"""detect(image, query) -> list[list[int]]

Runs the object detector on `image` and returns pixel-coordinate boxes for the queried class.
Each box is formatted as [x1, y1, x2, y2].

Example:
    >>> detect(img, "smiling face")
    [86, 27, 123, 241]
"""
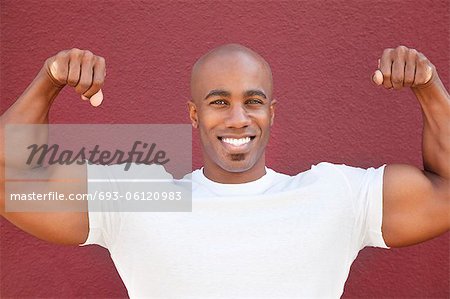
[189, 44, 276, 183]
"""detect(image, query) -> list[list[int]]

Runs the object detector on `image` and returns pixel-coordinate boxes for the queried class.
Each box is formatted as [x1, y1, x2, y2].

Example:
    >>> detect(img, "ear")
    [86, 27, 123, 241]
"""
[269, 99, 277, 126]
[187, 100, 199, 128]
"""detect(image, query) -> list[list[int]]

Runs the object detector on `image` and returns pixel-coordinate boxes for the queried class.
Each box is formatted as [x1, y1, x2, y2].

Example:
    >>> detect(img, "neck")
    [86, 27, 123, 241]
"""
[203, 155, 266, 184]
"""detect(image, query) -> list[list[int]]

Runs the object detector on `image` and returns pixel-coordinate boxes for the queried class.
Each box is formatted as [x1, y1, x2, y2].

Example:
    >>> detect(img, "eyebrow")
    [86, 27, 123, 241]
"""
[204, 90, 231, 100]
[243, 89, 267, 99]
[204, 89, 267, 100]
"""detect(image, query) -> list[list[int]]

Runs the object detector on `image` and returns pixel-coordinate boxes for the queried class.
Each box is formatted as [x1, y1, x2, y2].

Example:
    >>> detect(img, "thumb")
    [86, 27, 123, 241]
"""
[372, 69, 383, 86]
[81, 89, 104, 107]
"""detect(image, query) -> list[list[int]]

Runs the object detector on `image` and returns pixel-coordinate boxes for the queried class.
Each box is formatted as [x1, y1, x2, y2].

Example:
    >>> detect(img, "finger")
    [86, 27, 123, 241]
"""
[391, 46, 408, 90]
[380, 49, 393, 89]
[371, 58, 383, 85]
[413, 53, 433, 86]
[89, 89, 104, 107]
[67, 49, 83, 87]
[82, 56, 106, 98]
[391, 58, 406, 90]
[424, 65, 433, 84]
[372, 69, 383, 85]
[48, 51, 69, 86]
[75, 51, 94, 95]
[404, 49, 417, 87]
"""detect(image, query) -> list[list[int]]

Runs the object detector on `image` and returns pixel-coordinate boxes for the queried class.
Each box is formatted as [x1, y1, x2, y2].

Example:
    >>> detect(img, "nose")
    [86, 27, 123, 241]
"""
[224, 103, 251, 128]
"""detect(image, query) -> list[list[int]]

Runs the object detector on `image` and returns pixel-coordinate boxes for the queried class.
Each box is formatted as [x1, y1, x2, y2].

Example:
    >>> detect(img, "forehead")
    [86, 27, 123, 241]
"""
[191, 51, 272, 101]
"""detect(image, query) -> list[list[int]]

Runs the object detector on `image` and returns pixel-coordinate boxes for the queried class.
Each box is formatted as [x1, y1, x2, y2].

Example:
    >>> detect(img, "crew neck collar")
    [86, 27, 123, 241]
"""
[192, 167, 275, 197]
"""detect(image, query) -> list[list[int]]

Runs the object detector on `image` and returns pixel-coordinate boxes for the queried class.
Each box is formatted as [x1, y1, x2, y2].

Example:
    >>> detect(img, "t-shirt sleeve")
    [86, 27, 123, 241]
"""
[78, 163, 124, 249]
[332, 163, 390, 249]
[78, 163, 173, 248]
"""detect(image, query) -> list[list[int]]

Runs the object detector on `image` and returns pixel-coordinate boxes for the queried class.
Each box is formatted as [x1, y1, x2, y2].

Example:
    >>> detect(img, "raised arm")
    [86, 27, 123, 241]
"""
[0, 49, 106, 245]
[372, 46, 450, 247]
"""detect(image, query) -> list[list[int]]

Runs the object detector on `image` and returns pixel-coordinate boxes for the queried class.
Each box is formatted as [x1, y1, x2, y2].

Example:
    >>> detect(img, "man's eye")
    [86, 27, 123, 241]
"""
[246, 99, 263, 105]
[210, 99, 227, 105]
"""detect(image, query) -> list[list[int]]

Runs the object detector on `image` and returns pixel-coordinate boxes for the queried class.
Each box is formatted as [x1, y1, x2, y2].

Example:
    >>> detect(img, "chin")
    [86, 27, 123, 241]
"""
[218, 156, 258, 173]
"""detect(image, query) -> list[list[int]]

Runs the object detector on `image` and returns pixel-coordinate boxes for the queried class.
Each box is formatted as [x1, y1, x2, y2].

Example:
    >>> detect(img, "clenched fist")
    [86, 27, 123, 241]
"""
[44, 48, 106, 107]
[372, 46, 436, 90]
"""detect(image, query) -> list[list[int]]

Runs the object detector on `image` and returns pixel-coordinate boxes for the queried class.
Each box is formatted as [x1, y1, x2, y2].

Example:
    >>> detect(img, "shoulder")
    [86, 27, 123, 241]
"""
[310, 162, 386, 185]
[285, 162, 386, 196]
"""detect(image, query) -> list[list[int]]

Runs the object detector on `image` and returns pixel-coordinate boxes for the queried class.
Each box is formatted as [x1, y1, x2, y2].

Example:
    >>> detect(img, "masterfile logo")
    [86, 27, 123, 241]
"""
[4, 124, 192, 213]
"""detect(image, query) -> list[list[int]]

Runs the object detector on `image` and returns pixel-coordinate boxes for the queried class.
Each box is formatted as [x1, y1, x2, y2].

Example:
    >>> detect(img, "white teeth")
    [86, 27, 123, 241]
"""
[222, 137, 251, 146]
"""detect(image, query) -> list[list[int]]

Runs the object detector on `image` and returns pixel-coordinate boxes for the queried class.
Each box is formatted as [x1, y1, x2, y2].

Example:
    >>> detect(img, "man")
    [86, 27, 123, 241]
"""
[1, 44, 449, 297]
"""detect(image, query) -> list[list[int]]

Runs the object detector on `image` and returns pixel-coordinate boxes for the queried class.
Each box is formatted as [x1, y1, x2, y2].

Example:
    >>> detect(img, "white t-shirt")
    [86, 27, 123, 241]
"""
[80, 162, 388, 298]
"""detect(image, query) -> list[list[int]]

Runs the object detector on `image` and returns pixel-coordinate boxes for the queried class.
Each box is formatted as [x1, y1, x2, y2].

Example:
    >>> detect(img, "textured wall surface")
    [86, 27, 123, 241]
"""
[1, 0, 449, 298]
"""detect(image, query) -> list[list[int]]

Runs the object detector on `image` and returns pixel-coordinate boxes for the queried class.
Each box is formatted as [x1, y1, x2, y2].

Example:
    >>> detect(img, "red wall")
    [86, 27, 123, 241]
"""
[1, 0, 448, 297]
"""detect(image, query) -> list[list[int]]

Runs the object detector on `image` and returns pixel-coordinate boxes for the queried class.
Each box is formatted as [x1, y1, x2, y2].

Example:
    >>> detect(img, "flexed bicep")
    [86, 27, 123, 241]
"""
[382, 164, 450, 247]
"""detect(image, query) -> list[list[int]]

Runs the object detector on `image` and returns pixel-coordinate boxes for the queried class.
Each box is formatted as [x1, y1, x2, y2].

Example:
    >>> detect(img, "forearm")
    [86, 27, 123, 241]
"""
[0, 66, 62, 168]
[0, 66, 62, 212]
[1, 66, 62, 125]
[413, 74, 450, 180]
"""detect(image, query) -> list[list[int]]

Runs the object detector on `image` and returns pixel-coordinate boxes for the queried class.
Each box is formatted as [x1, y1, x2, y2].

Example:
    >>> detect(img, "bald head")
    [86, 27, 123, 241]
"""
[190, 44, 273, 103]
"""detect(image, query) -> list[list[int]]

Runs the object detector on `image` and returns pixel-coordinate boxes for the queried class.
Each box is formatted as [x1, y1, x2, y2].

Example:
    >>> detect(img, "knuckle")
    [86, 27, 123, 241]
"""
[407, 48, 418, 59]
[69, 48, 83, 57]
[57, 49, 68, 55]
[75, 84, 89, 94]
[55, 74, 67, 84]
[396, 45, 408, 52]
[404, 77, 414, 85]
[416, 78, 427, 86]
[96, 56, 106, 65]
[44, 57, 53, 66]
[76, 81, 90, 91]
[81, 82, 91, 90]
[417, 55, 428, 64]
[391, 76, 403, 84]
[95, 76, 104, 84]
[394, 46, 408, 59]
[82, 50, 94, 61]
[56, 50, 67, 59]
[382, 48, 393, 56]
[74, 86, 83, 94]
[67, 77, 78, 85]
[430, 63, 436, 72]
[417, 51, 426, 59]
[91, 80, 103, 89]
